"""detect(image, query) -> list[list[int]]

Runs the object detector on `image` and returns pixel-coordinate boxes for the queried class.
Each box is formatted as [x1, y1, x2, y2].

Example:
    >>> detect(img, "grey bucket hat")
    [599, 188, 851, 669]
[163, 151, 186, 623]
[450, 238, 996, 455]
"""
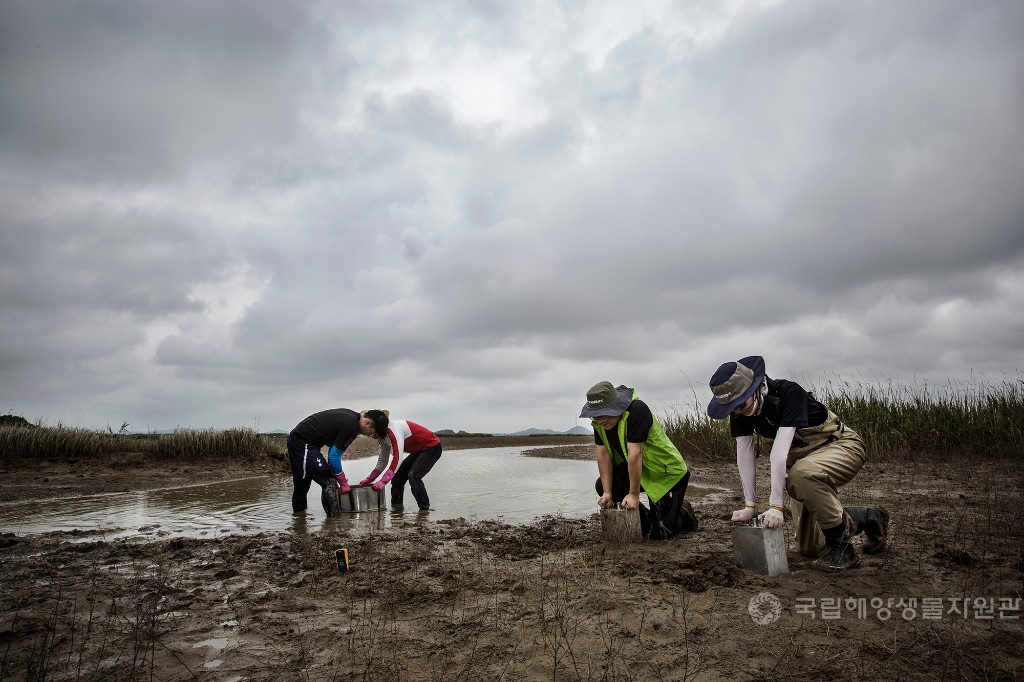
[580, 381, 633, 419]
[706, 356, 766, 419]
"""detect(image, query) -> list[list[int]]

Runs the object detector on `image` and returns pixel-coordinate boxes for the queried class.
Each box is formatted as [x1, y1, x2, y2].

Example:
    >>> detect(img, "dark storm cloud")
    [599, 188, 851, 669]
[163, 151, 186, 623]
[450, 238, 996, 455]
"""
[673, 0, 1024, 279]
[1, 0, 1021, 432]
[3, 205, 223, 316]
[0, 0, 329, 182]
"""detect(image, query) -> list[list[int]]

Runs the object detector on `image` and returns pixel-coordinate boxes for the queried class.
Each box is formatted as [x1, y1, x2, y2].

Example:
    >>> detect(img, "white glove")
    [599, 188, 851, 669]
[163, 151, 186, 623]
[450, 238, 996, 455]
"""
[759, 507, 784, 528]
[731, 507, 755, 523]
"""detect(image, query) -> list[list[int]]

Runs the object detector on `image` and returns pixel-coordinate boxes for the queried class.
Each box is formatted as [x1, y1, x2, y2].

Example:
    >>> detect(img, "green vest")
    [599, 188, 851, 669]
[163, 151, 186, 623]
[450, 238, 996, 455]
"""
[594, 389, 689, 502]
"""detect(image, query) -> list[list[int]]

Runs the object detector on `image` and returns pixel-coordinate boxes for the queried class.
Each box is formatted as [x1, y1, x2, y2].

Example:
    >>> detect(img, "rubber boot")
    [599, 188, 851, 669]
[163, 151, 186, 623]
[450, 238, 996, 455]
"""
[815, 513, 859, 571]
[321, 479, 341, 518]
[677, 499, 699, 533]
[845, 506, 890, 554]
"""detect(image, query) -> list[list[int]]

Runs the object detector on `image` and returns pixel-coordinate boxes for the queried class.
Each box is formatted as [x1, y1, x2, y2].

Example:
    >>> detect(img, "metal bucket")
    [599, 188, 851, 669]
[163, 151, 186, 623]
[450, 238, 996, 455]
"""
[599, 507, 642, 543]
[731, 520, 789, 576]
[338, 486, 386, 513]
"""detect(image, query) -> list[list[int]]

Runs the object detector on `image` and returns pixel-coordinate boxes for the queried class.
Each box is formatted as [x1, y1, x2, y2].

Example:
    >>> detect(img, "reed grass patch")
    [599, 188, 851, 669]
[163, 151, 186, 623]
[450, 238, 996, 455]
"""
[661, 407, 734, 461]
[0, 425, 279, 463]
[663, 374, 1024, 462]
[814, 374, 1024, 460]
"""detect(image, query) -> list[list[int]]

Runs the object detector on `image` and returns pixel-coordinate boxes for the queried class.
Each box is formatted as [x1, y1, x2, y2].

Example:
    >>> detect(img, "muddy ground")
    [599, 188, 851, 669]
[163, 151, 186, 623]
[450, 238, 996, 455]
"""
[1, 437, 1022, 680]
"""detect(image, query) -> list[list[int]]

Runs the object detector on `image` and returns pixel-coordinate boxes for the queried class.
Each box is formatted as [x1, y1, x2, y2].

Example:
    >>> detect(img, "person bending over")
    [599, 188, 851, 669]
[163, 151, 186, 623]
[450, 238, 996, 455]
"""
[287, 408, 389, 515]
[359, 414, 442, 511]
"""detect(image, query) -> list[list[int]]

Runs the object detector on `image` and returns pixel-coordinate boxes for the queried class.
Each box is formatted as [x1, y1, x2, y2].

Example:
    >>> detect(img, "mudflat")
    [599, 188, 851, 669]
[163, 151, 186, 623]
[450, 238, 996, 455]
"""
[1, 437, 1022, 680]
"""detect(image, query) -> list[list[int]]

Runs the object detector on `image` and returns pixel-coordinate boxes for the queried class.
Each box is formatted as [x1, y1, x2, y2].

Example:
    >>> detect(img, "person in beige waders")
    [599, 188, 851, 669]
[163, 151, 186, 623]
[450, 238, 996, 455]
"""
[707, 356, 889, 570]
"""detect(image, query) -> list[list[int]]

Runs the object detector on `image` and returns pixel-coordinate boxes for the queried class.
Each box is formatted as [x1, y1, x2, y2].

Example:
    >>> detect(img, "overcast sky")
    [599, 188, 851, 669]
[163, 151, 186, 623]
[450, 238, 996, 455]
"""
[2, 0, 1022, 434]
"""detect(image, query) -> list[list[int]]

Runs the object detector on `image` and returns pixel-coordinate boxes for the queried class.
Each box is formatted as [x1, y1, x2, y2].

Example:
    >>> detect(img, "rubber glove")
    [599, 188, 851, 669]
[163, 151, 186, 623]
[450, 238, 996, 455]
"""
[731, 506, 756, 523]
[334, 472, 351, 495]
[371, 469, 395, 491]
[359, 468, 381, 487]
[759, 507, 784, 528]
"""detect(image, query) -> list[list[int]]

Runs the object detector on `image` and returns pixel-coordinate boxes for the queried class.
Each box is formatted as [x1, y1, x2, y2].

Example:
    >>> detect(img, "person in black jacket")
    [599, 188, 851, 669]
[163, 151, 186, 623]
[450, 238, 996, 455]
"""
[287, 408, 389, 515]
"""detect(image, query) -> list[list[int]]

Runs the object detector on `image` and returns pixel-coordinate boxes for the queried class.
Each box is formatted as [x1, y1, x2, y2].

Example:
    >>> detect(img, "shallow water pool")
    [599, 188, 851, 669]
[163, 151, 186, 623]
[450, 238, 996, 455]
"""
[0, 446, 719, 540]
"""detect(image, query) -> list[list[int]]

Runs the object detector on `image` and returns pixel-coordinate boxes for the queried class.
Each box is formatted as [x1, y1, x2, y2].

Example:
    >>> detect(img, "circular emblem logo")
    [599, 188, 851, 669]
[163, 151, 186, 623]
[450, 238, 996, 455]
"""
[748, 592, 782, 625]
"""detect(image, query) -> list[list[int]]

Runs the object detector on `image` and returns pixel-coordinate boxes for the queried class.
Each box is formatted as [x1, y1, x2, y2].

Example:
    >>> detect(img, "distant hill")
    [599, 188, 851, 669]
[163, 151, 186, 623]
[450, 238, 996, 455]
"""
[434, 429, 494, 437]
[496, 426, 592, 436]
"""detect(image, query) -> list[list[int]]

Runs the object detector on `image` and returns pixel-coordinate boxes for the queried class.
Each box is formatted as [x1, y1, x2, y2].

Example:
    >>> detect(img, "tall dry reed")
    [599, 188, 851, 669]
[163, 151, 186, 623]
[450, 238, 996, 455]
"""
[0, 425, 278, 463]
[662, 374, 1024, 462]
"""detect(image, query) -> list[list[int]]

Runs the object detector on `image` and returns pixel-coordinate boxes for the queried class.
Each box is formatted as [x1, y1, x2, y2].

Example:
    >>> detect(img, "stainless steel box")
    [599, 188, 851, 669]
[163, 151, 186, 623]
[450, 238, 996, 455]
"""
[731, 521, 789, 576]
[338, 486, 386, 512]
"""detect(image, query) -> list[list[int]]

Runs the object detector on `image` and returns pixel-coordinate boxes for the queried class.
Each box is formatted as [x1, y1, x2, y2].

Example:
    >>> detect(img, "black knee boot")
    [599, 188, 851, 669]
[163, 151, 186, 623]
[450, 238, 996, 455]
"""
[816, 513, 859, 571]
[319, 476, 341, 517]
[845, 506, 889, 554]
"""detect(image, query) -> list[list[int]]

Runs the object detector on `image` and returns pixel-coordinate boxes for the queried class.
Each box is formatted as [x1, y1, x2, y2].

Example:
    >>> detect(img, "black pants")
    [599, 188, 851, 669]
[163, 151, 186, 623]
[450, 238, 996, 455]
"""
[287, 435, 335, 513]
[596, 464, 695, 540]
[391, 444, 442, 510]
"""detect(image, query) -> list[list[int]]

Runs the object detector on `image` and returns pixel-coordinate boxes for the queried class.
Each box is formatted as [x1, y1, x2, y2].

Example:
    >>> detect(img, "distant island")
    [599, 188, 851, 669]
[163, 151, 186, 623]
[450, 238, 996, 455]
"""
[434, 426, 592, 437]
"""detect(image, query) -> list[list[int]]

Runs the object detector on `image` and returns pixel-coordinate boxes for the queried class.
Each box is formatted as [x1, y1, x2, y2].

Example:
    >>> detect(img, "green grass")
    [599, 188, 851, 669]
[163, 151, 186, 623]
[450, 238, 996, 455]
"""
[661, 406, 735, 461]
[0, 424, 280, 463]
[663, 375, 1024, 462]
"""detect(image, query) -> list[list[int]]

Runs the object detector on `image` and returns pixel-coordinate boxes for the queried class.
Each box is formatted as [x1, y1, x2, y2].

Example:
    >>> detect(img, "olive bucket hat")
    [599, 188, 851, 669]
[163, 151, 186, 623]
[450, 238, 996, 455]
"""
[706, 356, 766, 420]
[579, 381, 633, 419]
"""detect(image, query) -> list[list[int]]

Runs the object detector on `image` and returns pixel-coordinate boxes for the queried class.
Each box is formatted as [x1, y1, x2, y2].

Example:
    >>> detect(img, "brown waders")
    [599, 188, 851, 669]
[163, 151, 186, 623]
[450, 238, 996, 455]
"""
[775, 410, 880, 568]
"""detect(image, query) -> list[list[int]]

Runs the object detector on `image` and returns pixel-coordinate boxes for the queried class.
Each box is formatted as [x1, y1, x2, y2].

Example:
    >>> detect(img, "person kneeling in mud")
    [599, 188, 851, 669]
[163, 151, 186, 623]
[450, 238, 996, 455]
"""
[707, 356, 889, 570]
[581, 381, 697, 540]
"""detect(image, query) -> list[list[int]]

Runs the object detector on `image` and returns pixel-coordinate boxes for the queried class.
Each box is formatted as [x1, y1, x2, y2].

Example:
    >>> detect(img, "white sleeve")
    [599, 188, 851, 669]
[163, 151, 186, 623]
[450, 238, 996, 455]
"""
[390, 420, 409, 455]
[768, 427, 796, 507]
[735, 436, 756, 504]
[374, 437, 391, 471]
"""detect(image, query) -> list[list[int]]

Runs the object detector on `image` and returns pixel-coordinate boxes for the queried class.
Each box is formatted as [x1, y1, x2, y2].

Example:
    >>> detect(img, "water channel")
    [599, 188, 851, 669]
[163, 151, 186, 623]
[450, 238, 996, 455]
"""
[0, 446, 720, 540]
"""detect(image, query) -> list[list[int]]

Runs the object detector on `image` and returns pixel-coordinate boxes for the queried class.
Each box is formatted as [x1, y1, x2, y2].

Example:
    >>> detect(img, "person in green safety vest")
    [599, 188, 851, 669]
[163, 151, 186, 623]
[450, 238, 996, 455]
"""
[580, 381, 697, 540]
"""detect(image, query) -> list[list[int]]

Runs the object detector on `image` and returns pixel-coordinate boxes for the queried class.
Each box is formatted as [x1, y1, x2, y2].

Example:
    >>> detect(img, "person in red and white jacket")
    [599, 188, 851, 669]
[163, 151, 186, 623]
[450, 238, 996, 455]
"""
[358, 414, 442, 510]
